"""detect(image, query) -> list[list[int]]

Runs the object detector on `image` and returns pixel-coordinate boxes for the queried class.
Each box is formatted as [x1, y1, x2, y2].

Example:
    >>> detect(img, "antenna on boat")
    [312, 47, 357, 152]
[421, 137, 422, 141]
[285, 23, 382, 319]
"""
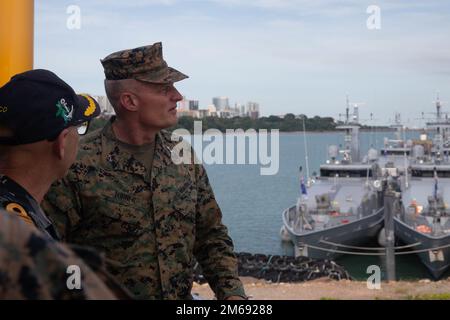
[403, 125, 409, 189]
[433, 166, 439, 200]
[302, 115, 311, 186]
[346, 94, 350, 124]
[435, 92, 442, 121]
[366, 164, 370, 187]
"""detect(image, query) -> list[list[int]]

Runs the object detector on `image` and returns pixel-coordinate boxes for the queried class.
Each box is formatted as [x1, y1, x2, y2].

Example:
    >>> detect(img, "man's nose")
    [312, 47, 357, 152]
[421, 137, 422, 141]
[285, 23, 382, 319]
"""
[171, 87, 183, 102]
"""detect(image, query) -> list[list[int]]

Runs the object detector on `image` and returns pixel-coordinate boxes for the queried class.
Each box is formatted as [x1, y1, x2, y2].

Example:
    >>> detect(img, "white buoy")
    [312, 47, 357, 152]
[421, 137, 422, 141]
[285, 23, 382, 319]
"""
[280, 226, 291, 242]
[377, 227, 386, 247]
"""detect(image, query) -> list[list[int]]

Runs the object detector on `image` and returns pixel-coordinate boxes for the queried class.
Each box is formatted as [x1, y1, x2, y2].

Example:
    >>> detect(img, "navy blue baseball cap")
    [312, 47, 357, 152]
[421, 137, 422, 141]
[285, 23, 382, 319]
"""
[0, 69, 100, 145]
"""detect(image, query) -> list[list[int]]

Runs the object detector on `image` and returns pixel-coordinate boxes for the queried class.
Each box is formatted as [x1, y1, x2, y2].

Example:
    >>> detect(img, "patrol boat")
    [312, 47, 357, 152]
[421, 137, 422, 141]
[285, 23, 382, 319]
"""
[394, 95, 450, 278]
[281, 101, 385, 259]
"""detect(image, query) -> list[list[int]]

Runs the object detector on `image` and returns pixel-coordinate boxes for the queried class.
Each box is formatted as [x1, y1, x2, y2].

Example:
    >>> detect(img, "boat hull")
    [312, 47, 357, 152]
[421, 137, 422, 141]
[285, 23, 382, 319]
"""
[394, 217, 450, 279]
[282, 207, 384, 260]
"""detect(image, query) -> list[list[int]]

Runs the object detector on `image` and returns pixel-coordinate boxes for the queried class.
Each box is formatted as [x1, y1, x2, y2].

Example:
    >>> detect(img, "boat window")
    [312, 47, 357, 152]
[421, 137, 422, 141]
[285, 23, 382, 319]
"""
[320, 169, 372, 177]
[382, 150, 410, 155]
[411, 170, 450, 178]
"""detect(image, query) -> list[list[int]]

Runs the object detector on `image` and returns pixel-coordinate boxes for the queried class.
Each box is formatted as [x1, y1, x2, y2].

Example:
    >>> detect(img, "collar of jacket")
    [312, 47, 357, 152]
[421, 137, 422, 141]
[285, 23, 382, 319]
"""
[99, 118, 178, 181]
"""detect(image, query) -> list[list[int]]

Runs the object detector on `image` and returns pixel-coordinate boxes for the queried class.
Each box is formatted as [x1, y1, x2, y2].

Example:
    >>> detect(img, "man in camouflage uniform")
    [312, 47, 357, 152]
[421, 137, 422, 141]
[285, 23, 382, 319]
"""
[0, 69, 124, 299]
[0, 212, 119, 299]
[43, 42, 246, 300]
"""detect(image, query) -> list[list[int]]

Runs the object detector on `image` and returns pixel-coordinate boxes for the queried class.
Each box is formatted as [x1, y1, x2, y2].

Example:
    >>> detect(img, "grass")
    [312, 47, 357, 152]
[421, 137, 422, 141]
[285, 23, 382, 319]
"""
[406, 293, 450, 300]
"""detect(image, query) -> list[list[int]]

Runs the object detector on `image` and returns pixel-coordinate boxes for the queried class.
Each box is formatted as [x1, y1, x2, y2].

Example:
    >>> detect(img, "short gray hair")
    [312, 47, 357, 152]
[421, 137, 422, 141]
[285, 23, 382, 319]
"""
[104, 79, 141, 115]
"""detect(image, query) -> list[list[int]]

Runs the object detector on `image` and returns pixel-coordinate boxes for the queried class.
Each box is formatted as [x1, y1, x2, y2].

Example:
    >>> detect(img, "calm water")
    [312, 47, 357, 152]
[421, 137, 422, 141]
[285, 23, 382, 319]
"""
[195, 130, 450, 280]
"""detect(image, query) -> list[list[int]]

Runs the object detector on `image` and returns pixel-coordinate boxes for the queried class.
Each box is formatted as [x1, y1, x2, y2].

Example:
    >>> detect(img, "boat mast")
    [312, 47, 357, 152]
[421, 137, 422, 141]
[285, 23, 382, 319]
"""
[434, 93, 444, 153]
[436, 92, 442, 121]
[337, 95, 361, 163]
[394, 113, 402, 141]
[302, 115, 311, 185]
[425, 92, 450, 160]
[403, 124, 409, 188]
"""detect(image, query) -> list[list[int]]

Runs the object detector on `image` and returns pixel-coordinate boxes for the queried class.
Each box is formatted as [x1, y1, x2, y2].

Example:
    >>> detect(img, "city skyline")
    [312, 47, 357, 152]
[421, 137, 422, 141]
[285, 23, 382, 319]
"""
[178, 96, 260, 119]
[34, 0, 450, 126]
[93, 92, 261, 119]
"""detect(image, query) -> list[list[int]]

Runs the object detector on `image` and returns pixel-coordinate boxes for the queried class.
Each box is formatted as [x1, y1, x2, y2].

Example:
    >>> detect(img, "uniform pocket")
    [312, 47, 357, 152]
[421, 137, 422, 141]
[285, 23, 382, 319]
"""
[172, 181, 197, 219]
[80, 190, 150, 238]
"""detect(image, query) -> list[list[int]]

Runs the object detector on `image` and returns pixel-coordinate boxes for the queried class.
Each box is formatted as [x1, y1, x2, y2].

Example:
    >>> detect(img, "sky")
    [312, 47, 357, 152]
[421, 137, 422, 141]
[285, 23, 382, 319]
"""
[34, 0, 450, 127]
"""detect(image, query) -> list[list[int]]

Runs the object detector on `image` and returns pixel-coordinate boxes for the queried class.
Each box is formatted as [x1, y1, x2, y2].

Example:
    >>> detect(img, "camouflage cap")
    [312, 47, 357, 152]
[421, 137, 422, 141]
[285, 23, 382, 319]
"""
[100, 42, 188, 84]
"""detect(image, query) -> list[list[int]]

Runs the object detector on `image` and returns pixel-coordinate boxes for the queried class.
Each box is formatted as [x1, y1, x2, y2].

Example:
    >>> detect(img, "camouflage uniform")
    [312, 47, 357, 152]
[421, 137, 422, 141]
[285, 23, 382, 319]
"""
[0, 175, 130, 299]
[0, 211, 117, 299]
[43, 119, 245, 299]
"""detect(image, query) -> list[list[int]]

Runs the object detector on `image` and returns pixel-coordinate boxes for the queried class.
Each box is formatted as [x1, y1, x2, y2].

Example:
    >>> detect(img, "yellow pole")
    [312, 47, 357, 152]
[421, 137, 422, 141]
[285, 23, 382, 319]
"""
[0, 0, 34, 87]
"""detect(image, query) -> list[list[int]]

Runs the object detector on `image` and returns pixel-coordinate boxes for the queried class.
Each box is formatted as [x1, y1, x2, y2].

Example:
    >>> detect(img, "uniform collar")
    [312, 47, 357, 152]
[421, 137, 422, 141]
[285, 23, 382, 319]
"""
[0, 174, 59, 240]
[100, 118, 175, 178]
[0, 174, 37, 205]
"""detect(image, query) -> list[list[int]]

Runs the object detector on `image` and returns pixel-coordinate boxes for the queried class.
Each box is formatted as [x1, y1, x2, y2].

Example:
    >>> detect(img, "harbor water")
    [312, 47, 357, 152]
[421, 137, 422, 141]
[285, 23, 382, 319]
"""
[198, 130, 450, 280]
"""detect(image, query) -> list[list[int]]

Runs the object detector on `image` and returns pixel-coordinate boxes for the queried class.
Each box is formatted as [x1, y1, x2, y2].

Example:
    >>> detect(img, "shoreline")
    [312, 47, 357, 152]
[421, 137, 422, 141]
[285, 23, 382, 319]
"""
[171, 128, 423, 135]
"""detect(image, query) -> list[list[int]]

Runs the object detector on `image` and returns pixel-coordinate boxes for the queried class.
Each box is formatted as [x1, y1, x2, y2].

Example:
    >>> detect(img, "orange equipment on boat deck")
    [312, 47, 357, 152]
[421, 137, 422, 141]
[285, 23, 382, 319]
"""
[416, 224, 432, 234]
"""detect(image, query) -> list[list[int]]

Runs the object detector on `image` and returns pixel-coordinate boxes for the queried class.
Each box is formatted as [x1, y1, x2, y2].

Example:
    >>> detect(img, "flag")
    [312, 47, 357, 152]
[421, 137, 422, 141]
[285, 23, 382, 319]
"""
[434, 169, 438, 198]
[300, 177, 307, 195]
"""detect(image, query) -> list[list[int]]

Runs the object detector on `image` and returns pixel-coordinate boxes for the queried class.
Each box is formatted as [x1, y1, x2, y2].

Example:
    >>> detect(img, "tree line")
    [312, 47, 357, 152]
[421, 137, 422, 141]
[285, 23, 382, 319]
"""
[89, 113, 381, 134]
[173, 114, 337, 133]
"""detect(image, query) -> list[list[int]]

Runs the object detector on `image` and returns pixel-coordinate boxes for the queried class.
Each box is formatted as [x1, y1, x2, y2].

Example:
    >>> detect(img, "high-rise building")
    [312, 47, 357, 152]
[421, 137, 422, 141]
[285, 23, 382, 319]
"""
[189, 100, 199, 110]
[212, 96, 229, 111]
[235, 103, 246, 117]
[92, 95, 114, 115]
[177, 96, 189, 111]
[247, 101, 259, 112]
[247, 101, 260, 119]
[198, 109, 208, 118]
[207, 104, 217, 116]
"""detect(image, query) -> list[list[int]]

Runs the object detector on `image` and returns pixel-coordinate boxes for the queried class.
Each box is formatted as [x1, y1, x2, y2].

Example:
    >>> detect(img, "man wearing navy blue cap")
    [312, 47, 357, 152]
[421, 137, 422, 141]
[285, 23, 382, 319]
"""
[0, 69, 124, 299]
[0, 69, 100, 238]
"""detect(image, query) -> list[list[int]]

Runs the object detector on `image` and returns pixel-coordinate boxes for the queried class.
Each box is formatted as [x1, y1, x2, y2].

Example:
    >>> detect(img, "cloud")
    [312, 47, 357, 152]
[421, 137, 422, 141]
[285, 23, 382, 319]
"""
[211, 0, 450, 19]
[33, 0, 450, 117]
[90, 0, 176, 8]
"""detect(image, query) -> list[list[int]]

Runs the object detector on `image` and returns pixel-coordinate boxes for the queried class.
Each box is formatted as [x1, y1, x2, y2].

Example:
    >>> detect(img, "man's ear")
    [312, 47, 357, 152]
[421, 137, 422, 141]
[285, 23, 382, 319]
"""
[120, 91, 139, 112]
[53, 128, 70, 160]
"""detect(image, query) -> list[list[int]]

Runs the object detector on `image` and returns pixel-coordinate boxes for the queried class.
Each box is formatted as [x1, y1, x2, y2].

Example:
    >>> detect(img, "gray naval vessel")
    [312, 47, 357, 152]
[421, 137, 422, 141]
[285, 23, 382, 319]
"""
[394, 95, 450, 279]
[379, 113, 412, 174]
[281, 101, 385, 259]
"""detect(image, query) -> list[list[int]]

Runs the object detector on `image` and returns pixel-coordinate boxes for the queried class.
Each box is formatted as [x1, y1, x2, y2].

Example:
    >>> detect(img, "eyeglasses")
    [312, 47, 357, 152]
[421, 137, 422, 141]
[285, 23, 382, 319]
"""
[76, 121, 90, 135]
[47, 121, 91, 142]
